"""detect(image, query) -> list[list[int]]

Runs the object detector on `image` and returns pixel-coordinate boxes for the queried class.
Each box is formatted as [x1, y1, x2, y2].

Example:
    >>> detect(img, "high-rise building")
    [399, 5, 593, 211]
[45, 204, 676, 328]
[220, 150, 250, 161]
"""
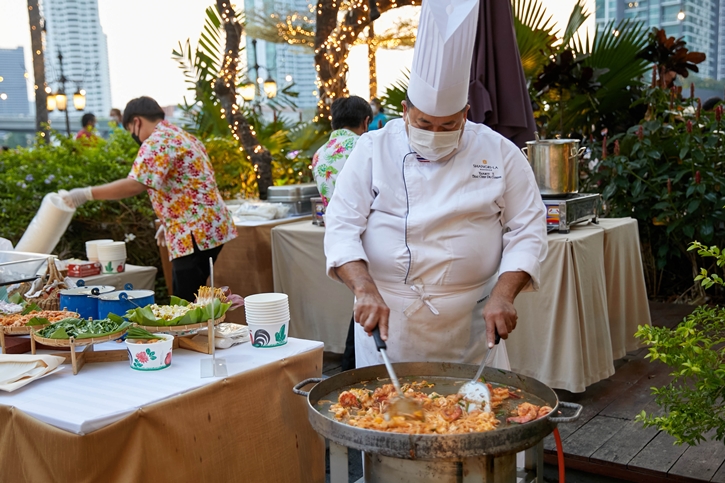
[0, 47, 31, 116]
[42, 0, 112, 122]
[718, 0, 725, 80]
[243, 0, 318, 113]
[595, 0, 723, 80]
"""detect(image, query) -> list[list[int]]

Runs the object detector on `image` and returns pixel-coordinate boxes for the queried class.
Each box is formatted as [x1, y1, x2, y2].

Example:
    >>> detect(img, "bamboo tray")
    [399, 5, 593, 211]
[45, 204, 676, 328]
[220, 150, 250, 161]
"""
[0, 324, 49, 355]
[30, 329, 129, 375]
[135, 315, 225, 334]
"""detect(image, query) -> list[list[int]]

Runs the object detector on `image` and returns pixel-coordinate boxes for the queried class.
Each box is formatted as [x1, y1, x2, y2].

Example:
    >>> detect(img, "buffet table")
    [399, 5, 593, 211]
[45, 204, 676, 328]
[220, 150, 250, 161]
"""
[0, 338, 324, 482]
[158, 216, 310, 324]
[272, 221, 353, 353]
[66, 263, 157, 291]
[270, 218, 651, 393]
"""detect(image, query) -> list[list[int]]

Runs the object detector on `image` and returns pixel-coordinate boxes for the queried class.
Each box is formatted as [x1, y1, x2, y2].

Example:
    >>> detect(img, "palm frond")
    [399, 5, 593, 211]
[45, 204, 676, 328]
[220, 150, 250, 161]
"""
[561, 0, 590, 48]
[511, 0, 558, 81]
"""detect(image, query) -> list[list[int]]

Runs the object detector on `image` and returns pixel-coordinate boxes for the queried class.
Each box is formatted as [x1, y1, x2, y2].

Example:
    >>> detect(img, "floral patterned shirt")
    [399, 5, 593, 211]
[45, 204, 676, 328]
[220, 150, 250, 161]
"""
[312, 129, 360, 203]
[128, 120, 237, 260]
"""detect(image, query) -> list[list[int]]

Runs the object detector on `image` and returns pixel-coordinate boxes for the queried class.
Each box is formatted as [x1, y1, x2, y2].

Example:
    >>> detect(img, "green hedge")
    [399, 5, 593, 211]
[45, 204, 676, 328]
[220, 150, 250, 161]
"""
[0, 130, 162, 289]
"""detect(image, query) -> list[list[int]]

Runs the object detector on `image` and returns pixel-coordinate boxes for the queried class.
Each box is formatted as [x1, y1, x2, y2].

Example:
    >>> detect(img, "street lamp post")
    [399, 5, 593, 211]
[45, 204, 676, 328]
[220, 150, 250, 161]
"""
[46, 50, 86, 137]
[241, 39, 277, 113]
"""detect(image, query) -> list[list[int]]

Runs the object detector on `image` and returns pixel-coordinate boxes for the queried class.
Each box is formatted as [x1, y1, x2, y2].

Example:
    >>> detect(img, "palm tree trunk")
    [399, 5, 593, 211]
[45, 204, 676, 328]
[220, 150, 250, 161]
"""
[368, 23, 378, 100]
[213, 1, 274, 199]
[27, 0, 48, 137]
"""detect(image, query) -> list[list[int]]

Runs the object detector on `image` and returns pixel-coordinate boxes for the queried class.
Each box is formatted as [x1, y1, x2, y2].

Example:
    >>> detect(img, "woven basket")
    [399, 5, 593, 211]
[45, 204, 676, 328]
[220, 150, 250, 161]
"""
[136, 315, 225, 335]
[3, 324, 49, 336]
[31, 328, 127, 348]
[26, 259, 67, 311]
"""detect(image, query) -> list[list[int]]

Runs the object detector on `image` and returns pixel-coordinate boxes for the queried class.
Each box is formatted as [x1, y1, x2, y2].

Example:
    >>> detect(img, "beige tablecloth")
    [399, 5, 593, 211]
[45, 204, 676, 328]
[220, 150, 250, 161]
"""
[158, 217, 310, 324]
[507, 218, 650, 392]
[270, 218, 650, 392]
[66, 264, 157, 291]
[272, 221, 354, 353]
[0, 343, 324, 483]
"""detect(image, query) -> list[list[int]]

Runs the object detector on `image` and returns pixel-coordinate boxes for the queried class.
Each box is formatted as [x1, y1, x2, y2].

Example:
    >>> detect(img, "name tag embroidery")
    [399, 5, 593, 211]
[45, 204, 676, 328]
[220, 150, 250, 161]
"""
[472, 161, 501, 180]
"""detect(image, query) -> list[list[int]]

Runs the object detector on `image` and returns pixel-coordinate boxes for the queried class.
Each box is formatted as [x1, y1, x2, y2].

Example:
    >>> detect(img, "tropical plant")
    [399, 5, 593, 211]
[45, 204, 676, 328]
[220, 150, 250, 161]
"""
[172, 4, 325, 198]
[639, 28, 707, 88]
[379, 70, 409, 118]
[0, 130, 162, 287]
[581, 88, 725, 299]
[635, 242, 725, 445]
[512, 0, 588, 81]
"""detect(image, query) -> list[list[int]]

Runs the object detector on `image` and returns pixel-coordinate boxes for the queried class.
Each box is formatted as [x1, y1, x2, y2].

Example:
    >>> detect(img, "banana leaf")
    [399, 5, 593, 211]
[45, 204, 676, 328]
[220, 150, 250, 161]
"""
[125, 298, 232, 327]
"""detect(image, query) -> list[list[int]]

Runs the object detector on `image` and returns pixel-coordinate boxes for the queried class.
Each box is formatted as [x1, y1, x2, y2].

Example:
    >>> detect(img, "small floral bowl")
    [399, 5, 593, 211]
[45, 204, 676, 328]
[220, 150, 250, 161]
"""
[126, 333, 174, 371]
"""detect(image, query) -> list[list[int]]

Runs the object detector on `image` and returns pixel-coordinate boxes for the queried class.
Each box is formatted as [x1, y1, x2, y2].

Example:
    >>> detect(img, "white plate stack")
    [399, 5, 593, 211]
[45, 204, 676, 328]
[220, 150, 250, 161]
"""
[85, 239, 114, 261]
[96, 242, 127, 274]
[244, 293, 290, 348]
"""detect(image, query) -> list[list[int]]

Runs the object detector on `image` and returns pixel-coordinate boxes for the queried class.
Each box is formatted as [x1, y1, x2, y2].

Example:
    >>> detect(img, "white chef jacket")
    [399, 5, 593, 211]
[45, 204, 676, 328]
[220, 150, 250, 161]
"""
[325, 118, 547, 288]
[324, 118, 547, 367]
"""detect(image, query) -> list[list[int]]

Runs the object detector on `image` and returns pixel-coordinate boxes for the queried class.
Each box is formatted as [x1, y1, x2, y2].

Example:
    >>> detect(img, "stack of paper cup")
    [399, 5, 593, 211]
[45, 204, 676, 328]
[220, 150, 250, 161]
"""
[244, 293, 289, 348]
[96, 242, 127, 274]
[85, 239, 113, 261]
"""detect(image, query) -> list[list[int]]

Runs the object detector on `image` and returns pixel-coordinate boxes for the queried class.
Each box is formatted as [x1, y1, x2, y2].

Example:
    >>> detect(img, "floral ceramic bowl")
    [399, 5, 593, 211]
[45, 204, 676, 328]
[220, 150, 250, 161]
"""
[126, 333, 174, 371]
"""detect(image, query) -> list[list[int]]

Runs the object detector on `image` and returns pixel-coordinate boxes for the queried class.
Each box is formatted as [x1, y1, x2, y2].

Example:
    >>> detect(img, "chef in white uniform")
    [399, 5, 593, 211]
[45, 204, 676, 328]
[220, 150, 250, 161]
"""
[324, 0, 547, 369]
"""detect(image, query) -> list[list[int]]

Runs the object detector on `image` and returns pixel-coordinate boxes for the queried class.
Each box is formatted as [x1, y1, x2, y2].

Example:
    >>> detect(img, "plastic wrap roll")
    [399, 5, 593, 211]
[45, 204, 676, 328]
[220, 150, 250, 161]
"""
[15, 193, 75, 254]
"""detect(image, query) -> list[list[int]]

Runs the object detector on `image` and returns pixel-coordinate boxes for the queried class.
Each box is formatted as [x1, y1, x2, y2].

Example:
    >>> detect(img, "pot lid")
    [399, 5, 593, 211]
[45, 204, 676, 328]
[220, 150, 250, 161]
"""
[526, 138, 580, 144]
[97, 290, 154, 301]
[60, 285, 115, 296]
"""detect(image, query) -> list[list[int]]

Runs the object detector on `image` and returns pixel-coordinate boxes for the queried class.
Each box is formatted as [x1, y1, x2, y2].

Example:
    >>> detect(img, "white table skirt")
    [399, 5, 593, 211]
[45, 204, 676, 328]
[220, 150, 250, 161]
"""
[0, 337, 323, 434]
[66, 263, 157, 291]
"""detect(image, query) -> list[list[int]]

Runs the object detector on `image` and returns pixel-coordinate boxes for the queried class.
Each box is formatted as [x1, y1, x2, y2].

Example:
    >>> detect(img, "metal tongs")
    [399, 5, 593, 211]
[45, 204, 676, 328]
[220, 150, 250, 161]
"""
[458, 329, 500, 413]
[372, 326, 424, 420]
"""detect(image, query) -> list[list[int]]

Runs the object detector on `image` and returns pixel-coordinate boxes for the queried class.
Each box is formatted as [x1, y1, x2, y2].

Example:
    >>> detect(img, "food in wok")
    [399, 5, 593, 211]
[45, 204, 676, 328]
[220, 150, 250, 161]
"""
[329, 381, 552, 434]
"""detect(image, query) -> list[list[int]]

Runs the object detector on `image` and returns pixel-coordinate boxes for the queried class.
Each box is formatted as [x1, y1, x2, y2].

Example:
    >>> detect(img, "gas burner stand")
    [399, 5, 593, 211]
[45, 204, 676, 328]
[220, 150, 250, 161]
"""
[543, 193, 601, 234]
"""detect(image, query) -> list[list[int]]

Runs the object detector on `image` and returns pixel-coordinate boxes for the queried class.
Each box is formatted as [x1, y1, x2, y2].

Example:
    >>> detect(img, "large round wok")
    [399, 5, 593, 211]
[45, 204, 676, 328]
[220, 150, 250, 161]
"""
[293, 362, 581, 460]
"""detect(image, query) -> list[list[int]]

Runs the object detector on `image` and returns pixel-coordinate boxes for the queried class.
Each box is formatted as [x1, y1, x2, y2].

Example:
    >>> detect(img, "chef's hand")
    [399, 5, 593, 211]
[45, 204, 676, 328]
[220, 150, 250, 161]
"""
[483, 271, 532, 347]
[482, 294, 517, 347]
[155, 224, 166, 247]
[333, 260, 391, 340]
[59, 187, 93, 209]
[354, 290, 390, 340]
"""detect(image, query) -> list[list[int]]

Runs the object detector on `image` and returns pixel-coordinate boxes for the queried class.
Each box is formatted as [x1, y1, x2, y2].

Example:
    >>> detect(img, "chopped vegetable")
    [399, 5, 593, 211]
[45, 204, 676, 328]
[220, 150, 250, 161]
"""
[36, 315, 130, 339]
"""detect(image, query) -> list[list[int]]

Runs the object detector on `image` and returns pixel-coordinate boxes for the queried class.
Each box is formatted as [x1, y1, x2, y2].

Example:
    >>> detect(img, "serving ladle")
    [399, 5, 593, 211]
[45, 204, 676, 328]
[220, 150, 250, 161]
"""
[458, 329, 500, 413]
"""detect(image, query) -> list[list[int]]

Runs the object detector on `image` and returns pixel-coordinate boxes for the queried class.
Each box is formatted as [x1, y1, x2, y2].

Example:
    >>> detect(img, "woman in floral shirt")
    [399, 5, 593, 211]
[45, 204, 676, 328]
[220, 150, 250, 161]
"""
[61, 97, 237, 301]
[312, 96, 372, 204]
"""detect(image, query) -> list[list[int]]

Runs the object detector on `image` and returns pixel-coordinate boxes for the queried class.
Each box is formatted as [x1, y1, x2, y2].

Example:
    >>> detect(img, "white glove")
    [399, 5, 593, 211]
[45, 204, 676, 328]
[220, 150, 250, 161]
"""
[155, 224, 167, 247]
[59, 187, 93, 209]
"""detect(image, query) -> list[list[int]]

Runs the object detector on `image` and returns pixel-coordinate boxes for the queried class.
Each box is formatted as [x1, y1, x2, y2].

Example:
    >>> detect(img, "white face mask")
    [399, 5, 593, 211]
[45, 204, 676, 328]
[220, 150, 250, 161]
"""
[406, 121, 463, 162]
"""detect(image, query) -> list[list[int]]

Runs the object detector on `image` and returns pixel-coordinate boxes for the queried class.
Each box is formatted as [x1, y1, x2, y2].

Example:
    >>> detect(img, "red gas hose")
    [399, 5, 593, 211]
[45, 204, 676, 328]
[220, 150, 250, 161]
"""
[553, 428, 566, 483]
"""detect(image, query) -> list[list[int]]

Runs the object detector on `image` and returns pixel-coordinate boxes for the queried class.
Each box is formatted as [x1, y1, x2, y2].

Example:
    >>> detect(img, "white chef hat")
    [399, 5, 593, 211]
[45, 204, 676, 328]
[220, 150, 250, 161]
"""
[408, 0, 479, 117]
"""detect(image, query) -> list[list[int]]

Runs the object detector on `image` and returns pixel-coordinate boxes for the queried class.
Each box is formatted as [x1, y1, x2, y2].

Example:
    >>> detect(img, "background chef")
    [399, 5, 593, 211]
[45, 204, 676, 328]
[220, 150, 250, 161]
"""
[324, 0, 547, 369]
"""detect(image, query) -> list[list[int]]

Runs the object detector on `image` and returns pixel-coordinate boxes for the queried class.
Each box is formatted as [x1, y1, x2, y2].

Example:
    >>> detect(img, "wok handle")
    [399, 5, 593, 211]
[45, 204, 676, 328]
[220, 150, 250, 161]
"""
[293, 377, 323, 397]
[549, 401, 583, 423]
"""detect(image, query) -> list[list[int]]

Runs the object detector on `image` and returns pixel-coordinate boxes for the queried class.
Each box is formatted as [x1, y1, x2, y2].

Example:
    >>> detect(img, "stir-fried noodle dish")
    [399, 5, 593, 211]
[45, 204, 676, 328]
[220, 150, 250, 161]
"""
[329, 381, 552, 434]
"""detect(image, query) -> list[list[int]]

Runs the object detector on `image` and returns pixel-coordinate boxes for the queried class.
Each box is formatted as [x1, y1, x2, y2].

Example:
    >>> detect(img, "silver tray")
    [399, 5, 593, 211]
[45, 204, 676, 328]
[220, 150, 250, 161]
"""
[0, 251, 50, 286]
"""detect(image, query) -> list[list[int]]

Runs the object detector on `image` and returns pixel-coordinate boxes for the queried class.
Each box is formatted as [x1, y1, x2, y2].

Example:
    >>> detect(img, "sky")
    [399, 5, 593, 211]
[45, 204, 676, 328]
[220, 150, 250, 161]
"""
[0, 0, 595, 110]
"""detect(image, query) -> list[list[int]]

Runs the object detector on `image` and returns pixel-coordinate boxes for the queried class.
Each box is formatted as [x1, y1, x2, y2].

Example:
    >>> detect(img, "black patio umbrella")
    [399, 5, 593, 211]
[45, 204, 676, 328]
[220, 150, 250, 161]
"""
[468, 0, 536, 148]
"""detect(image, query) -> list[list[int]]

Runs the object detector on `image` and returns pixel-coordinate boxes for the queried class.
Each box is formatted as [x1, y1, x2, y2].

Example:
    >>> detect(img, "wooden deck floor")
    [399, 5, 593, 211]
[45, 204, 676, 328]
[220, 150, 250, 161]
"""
[544, 302, 725, 483]
[321, 302, 725, 482]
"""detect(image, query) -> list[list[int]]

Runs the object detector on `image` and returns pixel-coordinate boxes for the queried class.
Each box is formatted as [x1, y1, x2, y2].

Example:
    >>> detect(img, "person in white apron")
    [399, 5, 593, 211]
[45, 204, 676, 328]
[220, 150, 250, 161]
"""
[324, 0, 547, 369]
